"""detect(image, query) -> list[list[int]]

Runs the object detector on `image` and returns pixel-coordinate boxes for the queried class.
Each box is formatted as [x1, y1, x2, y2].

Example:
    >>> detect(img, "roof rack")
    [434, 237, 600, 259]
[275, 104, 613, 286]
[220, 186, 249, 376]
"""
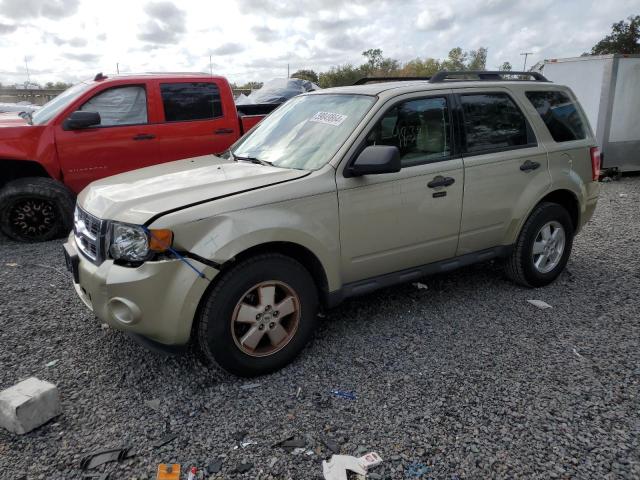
[353, 76, 432, 85]
[429, 70, 548, 83]
[353, 71, 548, 86]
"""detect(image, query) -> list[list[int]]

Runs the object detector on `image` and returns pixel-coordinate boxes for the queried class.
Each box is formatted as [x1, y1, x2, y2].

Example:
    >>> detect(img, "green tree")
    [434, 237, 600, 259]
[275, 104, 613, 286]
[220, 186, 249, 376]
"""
[241, 81, 263, 90]
[400, 57, 441, 76]
[291, 69, 318, 83]
[467, 47, 488, 70]
[591, 15, 640, 54]
[499, 61, 512, 71]
[441, 47, 468, 71]
[318, 64, 364, 88]
[361, 48, 384, 74]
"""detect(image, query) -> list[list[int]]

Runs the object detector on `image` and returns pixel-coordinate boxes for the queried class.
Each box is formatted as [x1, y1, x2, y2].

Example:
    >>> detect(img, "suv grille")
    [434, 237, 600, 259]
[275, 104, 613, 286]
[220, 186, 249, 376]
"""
[74, 206, 106, 264]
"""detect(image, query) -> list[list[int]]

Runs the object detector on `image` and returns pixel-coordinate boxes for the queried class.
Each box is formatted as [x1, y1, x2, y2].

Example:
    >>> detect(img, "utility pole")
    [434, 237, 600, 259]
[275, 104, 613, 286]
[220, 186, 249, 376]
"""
[24, 56, 31, 85]
[209, 55, 213, 76]
[520, 52, 533, 71]
[116, 62, 120, 74]
[287, 63, 289, 78]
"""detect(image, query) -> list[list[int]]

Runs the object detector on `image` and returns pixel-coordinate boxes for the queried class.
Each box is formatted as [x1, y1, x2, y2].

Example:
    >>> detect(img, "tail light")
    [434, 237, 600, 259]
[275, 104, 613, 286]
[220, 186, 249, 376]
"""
[590, 147, 601, 181]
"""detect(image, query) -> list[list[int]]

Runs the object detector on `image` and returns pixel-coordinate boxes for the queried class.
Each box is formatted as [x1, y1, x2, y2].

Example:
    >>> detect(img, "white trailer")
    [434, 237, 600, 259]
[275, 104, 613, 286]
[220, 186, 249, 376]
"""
[536, 54, 640, 173]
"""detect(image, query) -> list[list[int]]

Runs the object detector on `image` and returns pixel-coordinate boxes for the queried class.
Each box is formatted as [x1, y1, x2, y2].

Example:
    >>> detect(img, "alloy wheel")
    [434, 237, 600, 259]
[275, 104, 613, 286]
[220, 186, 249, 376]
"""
[532, 220, 566, 274]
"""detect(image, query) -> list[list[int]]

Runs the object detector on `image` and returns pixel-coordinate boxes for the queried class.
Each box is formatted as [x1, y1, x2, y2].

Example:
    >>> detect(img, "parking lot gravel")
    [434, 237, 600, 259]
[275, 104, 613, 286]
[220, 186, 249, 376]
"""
[1, 178, 639, 479]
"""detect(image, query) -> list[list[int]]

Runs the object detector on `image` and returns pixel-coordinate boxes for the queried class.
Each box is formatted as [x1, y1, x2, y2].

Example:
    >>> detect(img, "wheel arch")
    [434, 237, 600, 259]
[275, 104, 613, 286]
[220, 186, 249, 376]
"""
[0, 159, 52, 187]
[538, 189, 580, 232]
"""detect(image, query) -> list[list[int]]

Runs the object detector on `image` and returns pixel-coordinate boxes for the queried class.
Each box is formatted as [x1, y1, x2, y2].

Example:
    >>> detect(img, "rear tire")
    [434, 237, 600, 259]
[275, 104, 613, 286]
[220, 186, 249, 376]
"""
[197, 253, 318, 377]
[0, 177, 75, 242]
[505, 202, 574, 287]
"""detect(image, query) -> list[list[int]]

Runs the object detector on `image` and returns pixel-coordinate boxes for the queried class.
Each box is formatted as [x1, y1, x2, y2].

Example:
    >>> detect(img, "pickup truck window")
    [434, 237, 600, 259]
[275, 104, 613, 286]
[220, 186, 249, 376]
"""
[365, 97, 451, 167]
[79, 86, 147, 126]
[160, 82, 223, 121]
[31, 82, 92, 125]
[232, 94, 375, 170]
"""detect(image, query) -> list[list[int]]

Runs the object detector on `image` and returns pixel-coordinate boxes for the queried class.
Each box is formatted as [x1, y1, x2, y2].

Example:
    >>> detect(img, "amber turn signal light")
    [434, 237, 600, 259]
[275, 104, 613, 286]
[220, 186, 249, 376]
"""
[148, 229, 174, 252]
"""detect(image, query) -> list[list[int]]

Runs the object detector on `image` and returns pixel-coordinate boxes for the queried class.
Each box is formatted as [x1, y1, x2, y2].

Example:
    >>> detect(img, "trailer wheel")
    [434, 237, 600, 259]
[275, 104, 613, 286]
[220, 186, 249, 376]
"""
[0, 177, 75, 242]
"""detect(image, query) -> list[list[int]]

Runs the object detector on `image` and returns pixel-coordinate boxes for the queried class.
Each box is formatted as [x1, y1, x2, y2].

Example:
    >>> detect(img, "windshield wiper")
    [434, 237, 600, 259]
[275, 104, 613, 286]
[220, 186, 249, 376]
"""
[232, 153, 273, 166]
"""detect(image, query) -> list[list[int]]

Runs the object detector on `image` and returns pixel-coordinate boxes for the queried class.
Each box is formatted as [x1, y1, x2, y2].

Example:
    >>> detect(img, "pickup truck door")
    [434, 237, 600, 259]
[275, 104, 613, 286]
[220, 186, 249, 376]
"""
[453, 89, 551, 255]
[336, 92, 464, 284]
[151, 79, 241, 162]
[55, 83, 161, 193]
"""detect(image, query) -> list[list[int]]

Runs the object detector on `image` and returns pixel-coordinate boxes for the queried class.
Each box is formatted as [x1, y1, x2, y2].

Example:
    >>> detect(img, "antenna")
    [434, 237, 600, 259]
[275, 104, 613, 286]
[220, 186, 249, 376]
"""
[24, 56, 31, 85]
[287, 63, 290, 78]
[520, 52, 533, 71]
[116, 62, 120, 74]
[209, 55, 213, 76]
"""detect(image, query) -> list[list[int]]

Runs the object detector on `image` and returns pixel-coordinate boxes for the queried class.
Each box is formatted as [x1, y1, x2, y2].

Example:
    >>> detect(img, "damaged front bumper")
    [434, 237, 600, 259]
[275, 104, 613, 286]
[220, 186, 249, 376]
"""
[64, 233, 217, 346]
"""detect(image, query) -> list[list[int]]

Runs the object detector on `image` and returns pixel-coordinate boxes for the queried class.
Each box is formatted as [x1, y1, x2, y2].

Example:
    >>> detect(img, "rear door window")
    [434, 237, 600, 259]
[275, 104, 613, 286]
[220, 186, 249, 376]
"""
[460, 93, 535, 154]
[526, 91, 587, 142]
[79, 85, 147, 126]
[160, 82, 223, 122]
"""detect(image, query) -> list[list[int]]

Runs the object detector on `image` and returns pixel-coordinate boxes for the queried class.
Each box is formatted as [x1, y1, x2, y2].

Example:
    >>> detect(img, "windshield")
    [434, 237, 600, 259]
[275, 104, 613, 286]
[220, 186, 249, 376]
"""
[31, 82, 93, 125]
[232, 94, 376, 170]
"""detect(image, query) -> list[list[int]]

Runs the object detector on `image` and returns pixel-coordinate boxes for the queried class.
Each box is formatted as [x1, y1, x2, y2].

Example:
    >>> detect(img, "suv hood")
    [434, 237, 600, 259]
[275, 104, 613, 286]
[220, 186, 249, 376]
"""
[78, 154, 308, 224]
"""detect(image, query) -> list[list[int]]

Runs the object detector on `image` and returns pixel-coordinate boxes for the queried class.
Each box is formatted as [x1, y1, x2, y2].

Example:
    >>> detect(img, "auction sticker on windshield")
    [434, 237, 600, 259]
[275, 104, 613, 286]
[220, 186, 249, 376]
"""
[310, 111, 348, 126]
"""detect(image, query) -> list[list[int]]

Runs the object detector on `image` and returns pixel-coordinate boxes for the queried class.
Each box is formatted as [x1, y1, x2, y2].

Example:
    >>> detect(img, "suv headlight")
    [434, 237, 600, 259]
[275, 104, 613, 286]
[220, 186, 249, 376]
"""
[109, 222, 174, 262]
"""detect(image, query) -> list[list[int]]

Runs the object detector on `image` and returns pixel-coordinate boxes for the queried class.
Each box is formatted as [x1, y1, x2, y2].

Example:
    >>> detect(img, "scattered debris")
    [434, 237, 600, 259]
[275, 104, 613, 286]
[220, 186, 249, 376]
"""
[240, 382, 261, 390]
[527, 299, 552, 309]
[572, 347, 584, 360]
[152, 433, 177, 448]
[45, 359, 59, 368]
[322, 455, 367, 480]
[268, 457, 278, 468]
[296, 386, 302, 399]
[156, 463, 180, 480]
[0, 377, 61, 434]
[619, 193, 628, 198]
[82, 473, 110, 480]
[358, 452, 383, 470]
[405, 462, 431, 477]
[331, 389, 356, 400]
[187, 466, 197, 480]
[412, 282, 429, 290]
[234, 440, 257, 449]
[80, 447, 132, 470]
[276, 436, 306, 451]
[144, 398, 161, 411]
[292, 447, 306, 455]
[206, 459, 223, 475]
[234, 462, 253, 474]
[100, 323, 109, 330]
[322, 438, 341, 454]
[5, 263, 18, 267]
[317, 312, 326, 318]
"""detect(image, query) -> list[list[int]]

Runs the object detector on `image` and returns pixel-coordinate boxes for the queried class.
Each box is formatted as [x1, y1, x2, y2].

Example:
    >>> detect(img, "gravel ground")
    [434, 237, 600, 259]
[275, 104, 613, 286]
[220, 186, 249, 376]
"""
[1, 178, 639, 480]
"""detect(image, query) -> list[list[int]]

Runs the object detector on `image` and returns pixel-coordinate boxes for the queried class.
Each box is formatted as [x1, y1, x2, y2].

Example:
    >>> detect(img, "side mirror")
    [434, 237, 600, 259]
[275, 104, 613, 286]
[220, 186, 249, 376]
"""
[63, 111, 101, 130]
[347, 145, 401, 177]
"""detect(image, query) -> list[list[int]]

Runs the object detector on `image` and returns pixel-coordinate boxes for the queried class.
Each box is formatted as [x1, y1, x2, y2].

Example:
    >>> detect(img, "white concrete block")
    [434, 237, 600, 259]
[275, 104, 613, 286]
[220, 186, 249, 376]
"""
[0, 377, 61, 434]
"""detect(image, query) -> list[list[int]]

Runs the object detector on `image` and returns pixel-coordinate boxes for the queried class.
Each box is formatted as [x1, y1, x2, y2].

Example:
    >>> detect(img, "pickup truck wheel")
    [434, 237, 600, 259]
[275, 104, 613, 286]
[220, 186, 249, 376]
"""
[0, 177, 75, 242]
[197, 253, 318, 377]
[505, 202, 574, 287]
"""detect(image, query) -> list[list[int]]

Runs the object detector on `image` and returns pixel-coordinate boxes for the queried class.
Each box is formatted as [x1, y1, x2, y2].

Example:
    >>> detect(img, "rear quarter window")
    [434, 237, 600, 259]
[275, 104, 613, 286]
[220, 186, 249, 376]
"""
[526, 91, 587, 142]
[160, 82, 223, 122]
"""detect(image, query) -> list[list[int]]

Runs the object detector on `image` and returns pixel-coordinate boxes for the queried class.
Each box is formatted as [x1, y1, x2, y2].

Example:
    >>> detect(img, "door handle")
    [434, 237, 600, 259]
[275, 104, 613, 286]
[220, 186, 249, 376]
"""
[427, 176, 455, 188]
[520, 160, 540, 171]
[214, 128, 234, 135]
[132, 133, 156, 141]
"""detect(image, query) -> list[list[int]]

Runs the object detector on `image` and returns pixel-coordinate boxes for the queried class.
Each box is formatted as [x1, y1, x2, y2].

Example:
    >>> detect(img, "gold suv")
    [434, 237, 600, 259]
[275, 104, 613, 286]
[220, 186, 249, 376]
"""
[64, 71, 600, 376]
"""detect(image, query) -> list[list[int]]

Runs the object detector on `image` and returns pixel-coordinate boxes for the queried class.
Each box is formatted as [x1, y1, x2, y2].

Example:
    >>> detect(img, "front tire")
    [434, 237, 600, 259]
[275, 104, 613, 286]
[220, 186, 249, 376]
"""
[197, 253, 318, 377]
[0, 177, 75, 242]
[505, 202, 574, 287]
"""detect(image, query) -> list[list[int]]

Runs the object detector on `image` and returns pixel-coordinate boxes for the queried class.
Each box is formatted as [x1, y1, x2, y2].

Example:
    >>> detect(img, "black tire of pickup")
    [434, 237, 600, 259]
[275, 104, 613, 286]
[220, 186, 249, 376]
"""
[197, 253, 318, 377]
[0, 177, 75, 242]
[505, 202, 574, 287]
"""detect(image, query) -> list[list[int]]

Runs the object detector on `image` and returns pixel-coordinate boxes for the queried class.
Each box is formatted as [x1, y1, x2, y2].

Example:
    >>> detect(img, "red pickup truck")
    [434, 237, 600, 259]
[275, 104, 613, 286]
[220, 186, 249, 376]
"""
[0, 73, 276, 242]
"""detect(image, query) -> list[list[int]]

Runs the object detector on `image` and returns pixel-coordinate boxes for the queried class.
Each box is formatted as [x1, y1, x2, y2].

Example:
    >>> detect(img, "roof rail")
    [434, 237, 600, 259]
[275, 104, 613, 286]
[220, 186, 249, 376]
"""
[429, 70, 549, 83]
[353, 76, 432, 85]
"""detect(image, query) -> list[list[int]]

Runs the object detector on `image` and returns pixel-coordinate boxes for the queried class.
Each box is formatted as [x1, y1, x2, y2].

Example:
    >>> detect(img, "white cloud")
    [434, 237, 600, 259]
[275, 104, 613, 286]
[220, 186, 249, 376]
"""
[0, 0, 636, 86]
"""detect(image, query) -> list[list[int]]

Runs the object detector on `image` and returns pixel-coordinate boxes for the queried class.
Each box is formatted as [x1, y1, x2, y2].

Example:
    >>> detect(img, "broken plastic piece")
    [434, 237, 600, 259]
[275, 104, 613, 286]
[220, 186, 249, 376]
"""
[412, 282, 428, 290]
[322, 455, 367, 480]
[358, 452, 383, 469]
[45, 359, 59, 367]
[405, 462, 431, 477]
[156, 463, 180, 480]
[80, 447, 131, 470]
[152, 433, 177, 448]
[187, 466, 197, 480]
[240, 382, 261, 390]
[331, 389, 356, 400]
[527, 299, 552, 309]
[276, 436, 306, 450]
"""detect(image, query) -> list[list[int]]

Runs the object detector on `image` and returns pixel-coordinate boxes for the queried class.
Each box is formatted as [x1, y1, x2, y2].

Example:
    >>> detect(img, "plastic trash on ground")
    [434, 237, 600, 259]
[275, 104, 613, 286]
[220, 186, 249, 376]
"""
[235, 78, 320, 105]
[156, 464, 180, 480]
[322, 455, 367, 480]
[527, 299, 552, 309]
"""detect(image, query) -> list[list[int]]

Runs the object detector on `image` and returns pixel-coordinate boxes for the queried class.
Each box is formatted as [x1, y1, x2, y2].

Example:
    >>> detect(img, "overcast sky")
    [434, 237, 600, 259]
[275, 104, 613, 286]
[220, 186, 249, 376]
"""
[0, 0, 638, 86]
